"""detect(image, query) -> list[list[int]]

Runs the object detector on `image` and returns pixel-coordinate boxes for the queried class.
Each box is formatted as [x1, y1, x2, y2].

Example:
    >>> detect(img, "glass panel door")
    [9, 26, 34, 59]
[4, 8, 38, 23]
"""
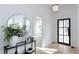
[57, 18, 71, 45]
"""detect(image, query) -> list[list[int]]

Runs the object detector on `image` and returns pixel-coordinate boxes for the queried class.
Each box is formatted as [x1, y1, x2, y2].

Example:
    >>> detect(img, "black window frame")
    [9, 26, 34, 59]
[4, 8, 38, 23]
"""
[57, 18, 71, 46]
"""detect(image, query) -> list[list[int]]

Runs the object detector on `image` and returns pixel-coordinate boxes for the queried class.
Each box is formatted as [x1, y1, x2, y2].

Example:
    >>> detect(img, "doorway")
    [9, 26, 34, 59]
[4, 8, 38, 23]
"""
[57, 18, 71, 45]
[33, 17, 42, 47]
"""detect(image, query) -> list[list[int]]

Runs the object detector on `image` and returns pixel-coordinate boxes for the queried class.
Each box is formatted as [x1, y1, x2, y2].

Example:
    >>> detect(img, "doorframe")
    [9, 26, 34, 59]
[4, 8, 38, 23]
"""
[57, 18, 71, 46]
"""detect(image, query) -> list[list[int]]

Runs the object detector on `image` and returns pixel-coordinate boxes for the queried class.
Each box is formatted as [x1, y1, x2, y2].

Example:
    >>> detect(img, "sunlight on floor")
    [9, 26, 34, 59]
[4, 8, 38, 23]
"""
[36, 47, 58, 54]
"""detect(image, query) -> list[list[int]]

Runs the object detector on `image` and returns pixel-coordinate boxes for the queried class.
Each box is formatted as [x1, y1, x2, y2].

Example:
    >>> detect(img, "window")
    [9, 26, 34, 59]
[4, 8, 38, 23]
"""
[34, 17, 42, 37]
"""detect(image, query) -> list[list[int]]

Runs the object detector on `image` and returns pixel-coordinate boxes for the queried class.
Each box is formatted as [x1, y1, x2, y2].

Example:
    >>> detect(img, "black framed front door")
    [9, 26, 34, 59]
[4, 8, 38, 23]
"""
[57, 18, 71, 45]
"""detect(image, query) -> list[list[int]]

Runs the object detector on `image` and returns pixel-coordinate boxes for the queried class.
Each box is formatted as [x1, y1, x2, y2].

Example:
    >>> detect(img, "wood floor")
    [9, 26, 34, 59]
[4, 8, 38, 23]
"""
[48, 43, 79, 54]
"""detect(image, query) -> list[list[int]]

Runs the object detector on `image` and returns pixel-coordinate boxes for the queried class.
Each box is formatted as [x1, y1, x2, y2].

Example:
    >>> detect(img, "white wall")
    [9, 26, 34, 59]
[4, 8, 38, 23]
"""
[77, 5, 79, 49]
[0, 4, 55, 53]
[52, 4, 77, 47]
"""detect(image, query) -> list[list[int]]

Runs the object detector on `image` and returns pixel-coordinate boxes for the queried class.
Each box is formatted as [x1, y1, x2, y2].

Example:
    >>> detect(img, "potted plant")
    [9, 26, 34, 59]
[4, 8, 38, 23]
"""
[3, 24, 24, 46]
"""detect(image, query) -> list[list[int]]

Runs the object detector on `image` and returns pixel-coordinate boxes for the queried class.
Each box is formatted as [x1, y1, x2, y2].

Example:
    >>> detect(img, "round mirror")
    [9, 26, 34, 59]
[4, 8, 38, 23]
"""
[7, 14, 30, 35]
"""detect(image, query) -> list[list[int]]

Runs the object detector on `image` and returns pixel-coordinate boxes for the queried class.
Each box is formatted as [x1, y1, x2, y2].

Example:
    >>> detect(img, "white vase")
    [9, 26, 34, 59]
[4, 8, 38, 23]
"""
[9, 36, 26, 46]
[10, 36, 18, 46]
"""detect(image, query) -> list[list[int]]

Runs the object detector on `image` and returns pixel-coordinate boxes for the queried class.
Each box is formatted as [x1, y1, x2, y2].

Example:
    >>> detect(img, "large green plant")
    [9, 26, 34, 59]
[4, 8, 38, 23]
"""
[3, 25, 24, 42]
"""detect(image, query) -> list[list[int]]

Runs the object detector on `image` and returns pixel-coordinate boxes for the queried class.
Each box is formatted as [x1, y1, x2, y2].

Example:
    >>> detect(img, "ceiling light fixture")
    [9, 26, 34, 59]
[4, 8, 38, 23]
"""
[52, 4, 59, 12]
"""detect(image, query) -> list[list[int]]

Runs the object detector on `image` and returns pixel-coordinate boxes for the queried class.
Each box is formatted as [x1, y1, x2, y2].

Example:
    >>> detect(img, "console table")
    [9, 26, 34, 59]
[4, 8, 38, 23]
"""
[4, 39, 36, 54]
